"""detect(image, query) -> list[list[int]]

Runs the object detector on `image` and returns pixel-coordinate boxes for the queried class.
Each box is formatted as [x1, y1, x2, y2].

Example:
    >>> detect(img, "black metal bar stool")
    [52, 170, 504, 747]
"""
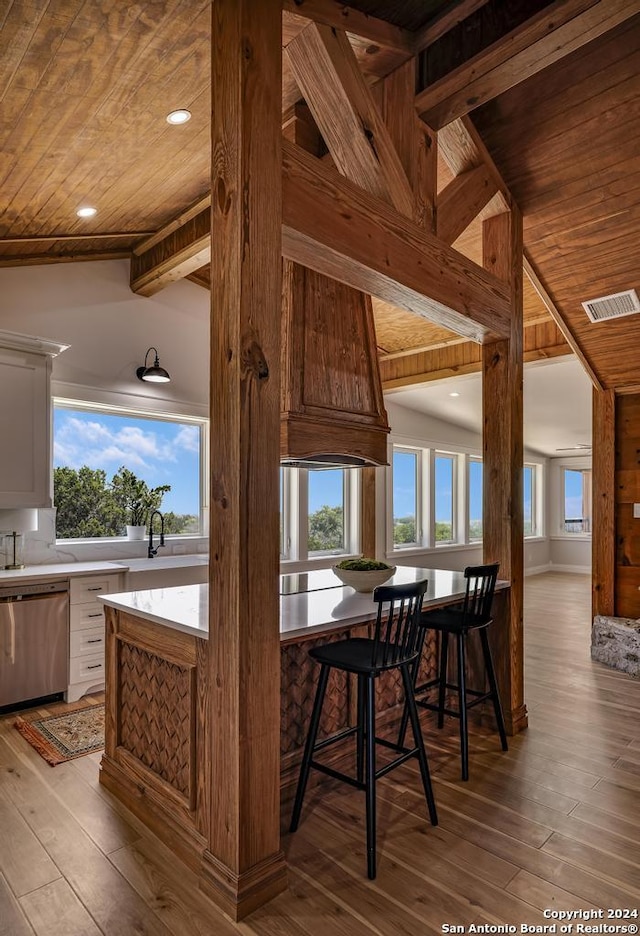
[289, 579, 438, 879]
[398, 563, 508, 781]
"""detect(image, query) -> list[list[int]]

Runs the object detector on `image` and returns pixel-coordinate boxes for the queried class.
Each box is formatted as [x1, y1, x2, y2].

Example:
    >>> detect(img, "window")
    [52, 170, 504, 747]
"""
[468, 459, 483, 541]
[53, 401, 206, 539]
[308, 468, 347, 555]
[392, 448, 420, 547]
[563, 467, 591, 533]
[523, 464, 535, 536]
[279, 467, 358, 562]
[434, 453, 455, 543]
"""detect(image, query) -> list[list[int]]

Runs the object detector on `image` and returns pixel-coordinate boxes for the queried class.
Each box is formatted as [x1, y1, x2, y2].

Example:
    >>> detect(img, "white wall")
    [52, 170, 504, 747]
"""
[0, 259, 210, 417]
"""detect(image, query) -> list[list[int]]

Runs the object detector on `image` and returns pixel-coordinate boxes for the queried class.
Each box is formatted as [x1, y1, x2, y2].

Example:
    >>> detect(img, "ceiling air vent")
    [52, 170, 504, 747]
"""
[582, 289, 640, 323]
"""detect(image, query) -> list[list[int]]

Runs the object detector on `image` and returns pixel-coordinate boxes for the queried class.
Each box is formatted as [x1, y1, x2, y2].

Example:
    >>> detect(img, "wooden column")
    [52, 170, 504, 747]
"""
[482, 208, 527, 736]
[592, 388, 615, 618]
[360, 467, 377, 558]
[202, 0, 287, 920]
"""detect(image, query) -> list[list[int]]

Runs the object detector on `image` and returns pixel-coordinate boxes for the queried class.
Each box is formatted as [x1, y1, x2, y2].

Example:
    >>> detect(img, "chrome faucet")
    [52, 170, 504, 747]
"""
[147, 510, 165, 559]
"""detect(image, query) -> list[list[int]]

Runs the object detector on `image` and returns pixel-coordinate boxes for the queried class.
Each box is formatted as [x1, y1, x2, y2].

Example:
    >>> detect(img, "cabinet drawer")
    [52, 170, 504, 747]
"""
[70, 602, 105, 631]
[70, 626, 105, 659]
[70, 575, 119, 605]
[69, 653, 105, 684]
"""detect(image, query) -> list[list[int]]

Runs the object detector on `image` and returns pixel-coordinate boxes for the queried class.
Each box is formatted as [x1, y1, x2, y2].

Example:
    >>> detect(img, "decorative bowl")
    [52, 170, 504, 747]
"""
[332, 565, 396, 593]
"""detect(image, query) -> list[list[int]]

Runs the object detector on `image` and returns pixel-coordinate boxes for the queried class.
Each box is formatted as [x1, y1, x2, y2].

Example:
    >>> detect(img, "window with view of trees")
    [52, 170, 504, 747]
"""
[53, 403, 204, 539]
[308, 469, 346, 554]
[393, 448, 419, 547]
[434, 453, 455, 543]
[468, 459, 482, 540]
[390, 443, 544, 551]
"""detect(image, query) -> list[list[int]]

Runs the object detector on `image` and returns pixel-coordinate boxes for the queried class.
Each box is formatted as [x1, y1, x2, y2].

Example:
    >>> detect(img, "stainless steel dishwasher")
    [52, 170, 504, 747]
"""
[0, 580, 69, 708]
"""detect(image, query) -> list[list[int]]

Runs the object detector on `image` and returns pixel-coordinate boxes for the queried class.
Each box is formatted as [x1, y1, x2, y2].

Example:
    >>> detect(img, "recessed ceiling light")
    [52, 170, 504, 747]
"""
[166, 109, 191, 125]
[76, 206, 97, 218]
[449, 392, 460, 398]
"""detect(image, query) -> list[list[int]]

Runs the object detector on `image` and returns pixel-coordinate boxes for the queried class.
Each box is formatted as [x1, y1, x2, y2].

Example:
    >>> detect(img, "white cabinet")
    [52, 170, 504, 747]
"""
[0, 345, 52, 508]
[0, 331, 67, 510]
[66, 572, 122, 703]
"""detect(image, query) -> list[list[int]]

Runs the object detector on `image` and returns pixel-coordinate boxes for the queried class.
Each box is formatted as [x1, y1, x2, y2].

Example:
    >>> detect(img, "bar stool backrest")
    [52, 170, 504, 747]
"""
[371, 579, 429, 668]
[462, 563, 500, 626]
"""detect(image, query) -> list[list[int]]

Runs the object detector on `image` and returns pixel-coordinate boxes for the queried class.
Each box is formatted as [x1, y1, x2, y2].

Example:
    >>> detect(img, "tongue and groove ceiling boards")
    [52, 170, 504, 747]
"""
[1, 1, 639, 390]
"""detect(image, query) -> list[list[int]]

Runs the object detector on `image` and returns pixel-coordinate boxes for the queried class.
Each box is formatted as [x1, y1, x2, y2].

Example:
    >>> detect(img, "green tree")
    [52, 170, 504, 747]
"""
[393, 515, 416, 545]
[54, 466, 125, 538]
[54, 466, 173, 539]
[435, 521, 453, 542]
[163, 511, 199, 535]
[308, 504, 344, 552]
[110, 467, 171, 528]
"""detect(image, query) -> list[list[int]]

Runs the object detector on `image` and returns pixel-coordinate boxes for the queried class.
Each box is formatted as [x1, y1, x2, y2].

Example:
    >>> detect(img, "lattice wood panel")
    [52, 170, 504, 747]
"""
[281, 632, 351, 755]
[118, 642, 194, 800]
[281, 624, 438, 756]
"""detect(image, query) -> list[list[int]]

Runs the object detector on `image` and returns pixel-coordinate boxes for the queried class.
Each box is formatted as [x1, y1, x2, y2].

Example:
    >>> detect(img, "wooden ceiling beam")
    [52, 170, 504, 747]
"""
[523, 250, 603, 390]
[415, 0, 640, 128]
[381, 59, 437, 231]
[132, 141, 512, 340]
[437, 116, 511, 213]
[286, 22, 414, 216]
[281, 0, 415, 54]
[281, 140, 511, 340]
[130, 209, 210, 296]
[381, 320, 571, 391]
[437, 164, 498, 245]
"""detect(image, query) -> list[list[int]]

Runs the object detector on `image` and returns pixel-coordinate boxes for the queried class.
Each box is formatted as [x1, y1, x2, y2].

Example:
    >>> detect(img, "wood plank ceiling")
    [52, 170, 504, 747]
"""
[1, 1, 639, 390]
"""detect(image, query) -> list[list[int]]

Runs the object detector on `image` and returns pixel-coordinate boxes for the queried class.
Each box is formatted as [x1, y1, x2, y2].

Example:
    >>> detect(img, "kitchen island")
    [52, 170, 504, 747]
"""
[99, 568, 509, 900]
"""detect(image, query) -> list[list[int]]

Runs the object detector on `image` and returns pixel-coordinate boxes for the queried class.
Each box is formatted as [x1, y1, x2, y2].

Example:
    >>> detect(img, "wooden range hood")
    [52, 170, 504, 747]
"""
[281, 261, 390, 468]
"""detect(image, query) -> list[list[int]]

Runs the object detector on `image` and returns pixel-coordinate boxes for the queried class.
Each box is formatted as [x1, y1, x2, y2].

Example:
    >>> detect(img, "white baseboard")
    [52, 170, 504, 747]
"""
[525, 563, 551, 576]
[548, 563, 591, 575]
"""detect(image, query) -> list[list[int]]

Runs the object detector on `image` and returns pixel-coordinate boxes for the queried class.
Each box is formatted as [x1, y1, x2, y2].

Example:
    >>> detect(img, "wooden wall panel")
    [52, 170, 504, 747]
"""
[593, 389, 615, 618]
[614, 393, 640, 618]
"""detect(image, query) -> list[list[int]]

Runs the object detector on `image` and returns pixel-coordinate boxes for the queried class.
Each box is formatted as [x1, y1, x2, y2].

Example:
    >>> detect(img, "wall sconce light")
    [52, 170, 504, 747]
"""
[136, 347, 171, 383]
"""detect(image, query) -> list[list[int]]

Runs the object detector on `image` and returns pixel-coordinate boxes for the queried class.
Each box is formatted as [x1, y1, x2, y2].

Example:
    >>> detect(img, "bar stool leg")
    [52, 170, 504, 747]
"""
[290, 663, 330, 833]
[437, 630, 449, 729]
[479, 628, 509, 751]
[396, 653, 419, 749]
[356, 673, 365, 783]
[364, 673, 377, 879]
[456, 632, 469, 781]
[400, 664, 438, 826]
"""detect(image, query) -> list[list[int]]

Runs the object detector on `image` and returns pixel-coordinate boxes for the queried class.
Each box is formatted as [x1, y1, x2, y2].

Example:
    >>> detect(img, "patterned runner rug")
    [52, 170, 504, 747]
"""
[14, 702, 105, 766]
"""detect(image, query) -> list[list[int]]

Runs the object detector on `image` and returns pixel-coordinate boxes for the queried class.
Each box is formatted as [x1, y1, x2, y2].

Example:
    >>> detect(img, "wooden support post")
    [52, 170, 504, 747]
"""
[482, 208, 527, 736]
[201, 0, 287, 920]
[360, 467, 378, 558]
[592, 388, 615, 618]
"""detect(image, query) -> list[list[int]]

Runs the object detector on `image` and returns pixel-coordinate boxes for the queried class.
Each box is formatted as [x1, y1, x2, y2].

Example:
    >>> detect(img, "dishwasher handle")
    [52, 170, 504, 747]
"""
[0, 603, 16, 665]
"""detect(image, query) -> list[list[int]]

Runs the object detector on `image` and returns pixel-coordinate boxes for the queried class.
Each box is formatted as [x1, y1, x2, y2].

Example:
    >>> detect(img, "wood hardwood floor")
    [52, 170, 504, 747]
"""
[1, 572, 639, 935]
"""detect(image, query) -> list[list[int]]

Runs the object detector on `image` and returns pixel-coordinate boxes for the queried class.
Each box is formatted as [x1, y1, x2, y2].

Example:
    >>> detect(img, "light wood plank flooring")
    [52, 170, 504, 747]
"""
[1, 572, 639, 934]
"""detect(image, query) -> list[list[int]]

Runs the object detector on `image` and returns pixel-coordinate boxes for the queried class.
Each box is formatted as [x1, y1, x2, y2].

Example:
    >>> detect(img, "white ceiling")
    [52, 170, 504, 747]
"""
[386, 356, 592, 457]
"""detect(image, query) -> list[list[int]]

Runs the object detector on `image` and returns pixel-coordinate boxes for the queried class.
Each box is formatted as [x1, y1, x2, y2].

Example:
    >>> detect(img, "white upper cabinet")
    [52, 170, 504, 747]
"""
[0, 332, 69, 509]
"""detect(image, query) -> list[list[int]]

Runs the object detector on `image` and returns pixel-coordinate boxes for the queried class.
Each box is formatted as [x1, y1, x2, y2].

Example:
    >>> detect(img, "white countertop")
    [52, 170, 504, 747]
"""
[0, 554, 209, 585]
[0, 560, 129, 584]
[100, 568, 506, 642]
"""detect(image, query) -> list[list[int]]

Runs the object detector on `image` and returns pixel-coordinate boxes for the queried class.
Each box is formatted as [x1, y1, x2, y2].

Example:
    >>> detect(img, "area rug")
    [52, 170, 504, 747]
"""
[14, 703, 105, 766]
